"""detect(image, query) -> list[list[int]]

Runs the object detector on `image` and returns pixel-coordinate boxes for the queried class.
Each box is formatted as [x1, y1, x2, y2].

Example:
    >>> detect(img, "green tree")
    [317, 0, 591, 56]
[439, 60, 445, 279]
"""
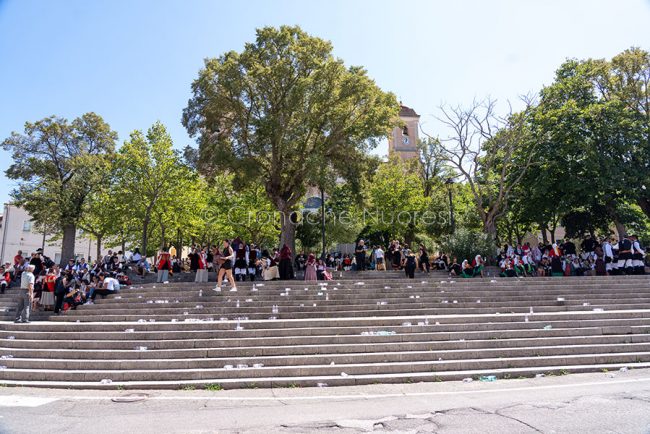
[79, 184, 121, 261]
[608, 48, 650, 220]
[366, 156, 430, 243]
[524, 55, 640, 239]
[416, 137, 448, 197]
[203, 173, 279, 246]
[2, 113, 117, 264]
[115, 122, 198, 257]
[182, 25, 399, 255]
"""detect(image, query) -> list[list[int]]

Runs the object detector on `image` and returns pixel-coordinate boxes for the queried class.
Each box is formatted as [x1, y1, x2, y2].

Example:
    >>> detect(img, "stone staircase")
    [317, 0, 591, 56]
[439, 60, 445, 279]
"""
[1, 275, 650, 389]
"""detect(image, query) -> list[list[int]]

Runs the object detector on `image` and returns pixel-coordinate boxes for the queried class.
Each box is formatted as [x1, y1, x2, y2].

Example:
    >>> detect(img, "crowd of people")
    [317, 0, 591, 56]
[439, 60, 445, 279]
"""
[428, 235, 647, 278]
[6, 233, 647, 322]
[153, 238, 299, 291]
[291, 234, 648, 280]
[8, 249, 130, 323]
[492, 235, 647, 278]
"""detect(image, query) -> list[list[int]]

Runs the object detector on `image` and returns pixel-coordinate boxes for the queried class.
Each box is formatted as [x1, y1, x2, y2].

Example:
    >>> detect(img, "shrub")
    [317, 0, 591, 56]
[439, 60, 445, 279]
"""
[439, 228, 496, 263]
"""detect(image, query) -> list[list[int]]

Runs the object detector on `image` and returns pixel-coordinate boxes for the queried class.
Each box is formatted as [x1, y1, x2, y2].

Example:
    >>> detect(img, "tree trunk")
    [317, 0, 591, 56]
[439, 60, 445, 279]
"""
[96, 235, 102, 264]
[613, 218, 627, 241]
[483, 218, 498, 241]
[142, 218, 150, 259]
[60, 223, 77, 266]
[160, 225, 166, 250]
[540, 225, 549, 245]
[279, 206, 296, 258]
[638, 197, 650, 220]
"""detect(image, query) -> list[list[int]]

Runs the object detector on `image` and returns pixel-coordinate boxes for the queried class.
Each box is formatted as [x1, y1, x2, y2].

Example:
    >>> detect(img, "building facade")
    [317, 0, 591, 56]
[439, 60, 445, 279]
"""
[0, 204, 110, 265]
[388, 105, 420, 160]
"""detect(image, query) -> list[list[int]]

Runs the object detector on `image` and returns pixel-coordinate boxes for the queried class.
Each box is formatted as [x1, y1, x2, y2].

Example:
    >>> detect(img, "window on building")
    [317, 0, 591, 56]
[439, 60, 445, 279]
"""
[402, 125, 409, 136]
[22, 220, 32, 232]
[304, 196, 323, 210]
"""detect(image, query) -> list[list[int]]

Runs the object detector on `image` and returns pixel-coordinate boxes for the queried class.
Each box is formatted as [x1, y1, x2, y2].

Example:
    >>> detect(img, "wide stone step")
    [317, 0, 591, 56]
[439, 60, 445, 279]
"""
[3, 333, 649, 360]
[3, 316, 650, 340]
[1, 335, 648, 359]
[5, 342, 650, 371]
[2, 276, 650, 389]
[2, 361, 648, 389]
[7, 309, 650, 330]
[3, 352, 650, 382]
[4, 324, 649, 350]
[46, 305, 650, 322]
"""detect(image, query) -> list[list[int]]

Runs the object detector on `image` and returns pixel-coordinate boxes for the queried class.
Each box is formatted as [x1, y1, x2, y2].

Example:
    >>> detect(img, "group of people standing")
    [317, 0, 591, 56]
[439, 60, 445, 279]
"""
[493, 235, 646, 277]
[155, 239, 298, 290]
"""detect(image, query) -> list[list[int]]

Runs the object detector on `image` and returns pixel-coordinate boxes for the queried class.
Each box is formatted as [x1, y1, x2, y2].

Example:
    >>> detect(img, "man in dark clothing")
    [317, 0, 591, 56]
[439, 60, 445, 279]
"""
[188, 247, 199, 272]
[355, 240, 367, 271]
[618, 234, 634, 274]
[581, 236, 596, 253]
[30, 252, 43, 276]
[53, 273, 70, 314]
[561, 240, 577, 256]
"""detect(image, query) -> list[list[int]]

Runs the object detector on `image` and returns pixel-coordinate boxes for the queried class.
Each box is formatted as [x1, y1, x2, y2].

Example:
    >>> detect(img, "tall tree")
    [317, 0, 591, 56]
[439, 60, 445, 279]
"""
[182, 25, 399, 254]
[608, 48, 650, 220]
[114, 122, 198, 257]
[366, 156, 430, 243]
[2, 113, 117, 264]
[527, 56, 639, 239]
[434, 98, 538, 238]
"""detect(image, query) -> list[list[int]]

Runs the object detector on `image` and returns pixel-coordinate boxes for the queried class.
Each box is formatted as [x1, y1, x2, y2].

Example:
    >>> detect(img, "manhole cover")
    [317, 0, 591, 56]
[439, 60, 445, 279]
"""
[111, 393, 150, 403]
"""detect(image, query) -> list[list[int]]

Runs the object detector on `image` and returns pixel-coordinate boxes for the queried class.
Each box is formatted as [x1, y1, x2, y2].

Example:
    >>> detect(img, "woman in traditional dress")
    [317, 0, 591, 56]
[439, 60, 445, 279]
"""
[234, 243, 248, 282]
[195, 247, 209, 283]
[279, 244, 294, 280]
[156, 248, 171, 283]
[304, 254, 317, 281]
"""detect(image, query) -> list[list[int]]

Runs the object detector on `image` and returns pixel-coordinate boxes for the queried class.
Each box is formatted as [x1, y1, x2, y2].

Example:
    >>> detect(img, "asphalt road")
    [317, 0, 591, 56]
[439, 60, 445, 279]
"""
[1, 369, 650, 433]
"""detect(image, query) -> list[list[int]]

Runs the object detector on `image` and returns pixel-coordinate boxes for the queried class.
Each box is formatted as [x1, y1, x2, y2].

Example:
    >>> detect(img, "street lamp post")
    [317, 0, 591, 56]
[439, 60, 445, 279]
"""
[445, 178, 455, 233]
[320, 187, 326, 261]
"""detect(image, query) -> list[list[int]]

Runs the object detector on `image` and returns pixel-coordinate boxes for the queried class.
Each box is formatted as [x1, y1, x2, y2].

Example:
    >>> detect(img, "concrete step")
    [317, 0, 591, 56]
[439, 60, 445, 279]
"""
[3, 323, 650, 350]
[5, 342, 650, 370]
[2, 276, 650, 389]
[3, 333, 649, 360]
[3, 352, 650, 382]
[1, 361, 647, 389]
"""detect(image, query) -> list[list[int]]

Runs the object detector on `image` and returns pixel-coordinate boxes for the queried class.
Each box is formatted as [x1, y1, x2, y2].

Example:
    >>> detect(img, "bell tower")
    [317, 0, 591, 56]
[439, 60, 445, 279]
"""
[388, 105, 420, 160]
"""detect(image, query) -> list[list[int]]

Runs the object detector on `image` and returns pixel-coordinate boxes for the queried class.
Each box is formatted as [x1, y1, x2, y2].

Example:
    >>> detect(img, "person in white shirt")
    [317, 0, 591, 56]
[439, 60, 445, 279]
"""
[374, 246, 385, 271]
[631, 235, 646, 275]
[15, 264, 35, 323]
[602, 238, 614, 274]
[90, 273, 120, 302]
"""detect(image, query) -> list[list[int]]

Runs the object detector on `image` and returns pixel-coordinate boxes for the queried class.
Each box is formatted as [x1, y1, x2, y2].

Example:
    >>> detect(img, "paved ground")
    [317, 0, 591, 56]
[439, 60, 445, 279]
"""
[1, 369, 650, 433]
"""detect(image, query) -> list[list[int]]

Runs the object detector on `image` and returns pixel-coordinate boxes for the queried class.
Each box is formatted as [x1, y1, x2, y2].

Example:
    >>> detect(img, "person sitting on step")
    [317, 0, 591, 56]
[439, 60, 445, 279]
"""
[0, 265, 10, 294]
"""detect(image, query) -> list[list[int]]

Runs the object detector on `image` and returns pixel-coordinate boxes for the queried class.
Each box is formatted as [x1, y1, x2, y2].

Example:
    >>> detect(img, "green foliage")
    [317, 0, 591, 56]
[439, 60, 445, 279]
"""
[204, 383, 223, 391]
[183, 25, 400, 251]
[202, 173, 280, 246]
[297, 182, 366, 252]
[365, 156, 431, 241]
[439, 228, 496, 263]
[512, 48, 650, 239]
[114, 122, 201, 256]
[1, 113, 117, 263]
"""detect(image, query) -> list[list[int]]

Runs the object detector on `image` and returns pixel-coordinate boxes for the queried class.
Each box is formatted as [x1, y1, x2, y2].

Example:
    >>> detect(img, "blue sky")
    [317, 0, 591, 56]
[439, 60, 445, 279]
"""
[1, 0, 650, 205]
